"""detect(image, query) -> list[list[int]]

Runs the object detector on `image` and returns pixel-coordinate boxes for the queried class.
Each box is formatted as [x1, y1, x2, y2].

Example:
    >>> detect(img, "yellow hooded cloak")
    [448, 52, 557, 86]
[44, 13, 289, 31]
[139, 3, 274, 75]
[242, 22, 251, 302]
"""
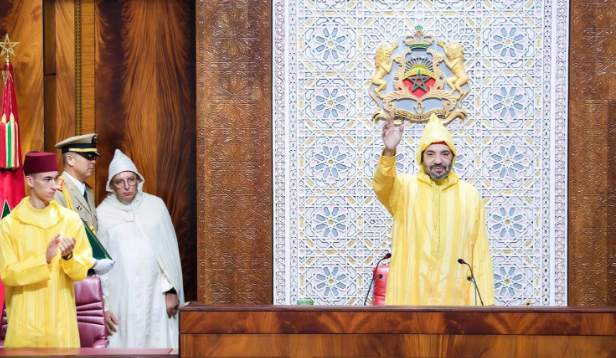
[0, 198, 94, 347]
[373, 115, 495, 305]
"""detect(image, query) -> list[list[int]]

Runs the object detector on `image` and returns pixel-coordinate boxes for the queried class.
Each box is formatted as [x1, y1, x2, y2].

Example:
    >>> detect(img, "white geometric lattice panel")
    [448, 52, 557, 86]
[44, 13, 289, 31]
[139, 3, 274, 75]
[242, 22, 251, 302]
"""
[273, 0, 569, 306]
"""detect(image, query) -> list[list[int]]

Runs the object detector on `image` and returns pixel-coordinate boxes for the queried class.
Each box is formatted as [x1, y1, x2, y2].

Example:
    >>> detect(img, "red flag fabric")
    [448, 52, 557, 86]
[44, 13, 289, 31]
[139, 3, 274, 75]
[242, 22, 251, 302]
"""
[0, 59, 26, 311]
[0, 59, 25, 208]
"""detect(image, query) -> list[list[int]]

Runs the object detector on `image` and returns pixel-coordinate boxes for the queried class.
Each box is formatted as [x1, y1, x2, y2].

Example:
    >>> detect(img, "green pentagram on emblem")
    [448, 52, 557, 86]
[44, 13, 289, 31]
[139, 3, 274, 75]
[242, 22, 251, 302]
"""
[409, 70, 430, 92]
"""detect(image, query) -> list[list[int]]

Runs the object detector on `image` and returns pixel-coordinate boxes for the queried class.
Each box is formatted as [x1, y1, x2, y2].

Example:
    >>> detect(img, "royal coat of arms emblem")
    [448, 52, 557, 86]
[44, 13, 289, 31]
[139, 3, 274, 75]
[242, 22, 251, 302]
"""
[370, 26, 470, 125]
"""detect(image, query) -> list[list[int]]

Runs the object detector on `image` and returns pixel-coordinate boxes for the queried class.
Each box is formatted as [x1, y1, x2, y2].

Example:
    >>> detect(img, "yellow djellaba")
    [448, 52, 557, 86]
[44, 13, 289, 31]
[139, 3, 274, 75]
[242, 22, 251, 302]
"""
[373, 114, 495, 305]
[0, 199, 94, 347]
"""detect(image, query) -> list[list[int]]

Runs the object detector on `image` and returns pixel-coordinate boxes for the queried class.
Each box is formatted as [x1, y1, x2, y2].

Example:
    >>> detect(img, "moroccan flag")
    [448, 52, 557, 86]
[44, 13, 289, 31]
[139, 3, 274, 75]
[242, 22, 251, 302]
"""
[0, 60, 23, 171]
[0, 58, 25, 205]
[0, 55, 26, 312]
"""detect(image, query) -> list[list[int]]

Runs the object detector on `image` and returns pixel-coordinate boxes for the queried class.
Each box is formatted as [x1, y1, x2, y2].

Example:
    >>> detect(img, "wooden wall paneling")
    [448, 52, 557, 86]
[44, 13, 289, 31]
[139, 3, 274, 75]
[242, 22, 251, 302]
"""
[43, 0, 57, 154]
[180, 334, 616, 358]
[607, 100, 616, 304]
[43, 74, 57, 152]
[0, 0, 44, 155]
[196, 0, 273, 304]
[94, 0, 125, 198]
[153, 0, 197, 303]
[115, 0, 160, 195]
[568, 0, 616, 305]
[43, 0, 55, 76]
[44, 0, 95, 183]
[179, 305, 616, 358]
[48, 0, 75, 163]
[180, 306, 616, 336]
[80, 0, 95, 188]
[95, 0, 197, 301]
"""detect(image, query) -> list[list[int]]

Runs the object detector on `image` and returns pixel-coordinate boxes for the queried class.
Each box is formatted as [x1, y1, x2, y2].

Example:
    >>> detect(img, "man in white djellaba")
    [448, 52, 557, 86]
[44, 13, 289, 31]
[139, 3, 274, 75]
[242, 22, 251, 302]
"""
[97, 149, 184, 348]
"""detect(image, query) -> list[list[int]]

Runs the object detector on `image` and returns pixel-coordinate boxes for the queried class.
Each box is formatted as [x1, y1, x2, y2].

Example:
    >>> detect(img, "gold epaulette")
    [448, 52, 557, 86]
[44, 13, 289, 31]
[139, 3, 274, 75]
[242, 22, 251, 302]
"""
[56, 177, 66, 191]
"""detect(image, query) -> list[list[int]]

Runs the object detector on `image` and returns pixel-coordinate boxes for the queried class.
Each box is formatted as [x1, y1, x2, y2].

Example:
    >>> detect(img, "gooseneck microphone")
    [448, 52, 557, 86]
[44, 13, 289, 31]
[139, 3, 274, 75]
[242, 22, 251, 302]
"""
[458, 258, 484, 306]
[364, 253, 391, 305]
[375, 273, 383, 284]
[374, 274, 383, 284]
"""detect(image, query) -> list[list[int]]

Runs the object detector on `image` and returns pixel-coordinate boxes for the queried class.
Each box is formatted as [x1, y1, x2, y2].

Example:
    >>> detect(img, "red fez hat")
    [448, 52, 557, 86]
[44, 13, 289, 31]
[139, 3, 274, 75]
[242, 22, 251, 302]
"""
[23, 152, 58, 174]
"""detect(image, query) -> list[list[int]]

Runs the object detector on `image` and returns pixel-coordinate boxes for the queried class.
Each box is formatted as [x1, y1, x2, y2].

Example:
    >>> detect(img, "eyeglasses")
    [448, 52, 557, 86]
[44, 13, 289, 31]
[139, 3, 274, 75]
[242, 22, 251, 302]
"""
[112, 177, 138, 187]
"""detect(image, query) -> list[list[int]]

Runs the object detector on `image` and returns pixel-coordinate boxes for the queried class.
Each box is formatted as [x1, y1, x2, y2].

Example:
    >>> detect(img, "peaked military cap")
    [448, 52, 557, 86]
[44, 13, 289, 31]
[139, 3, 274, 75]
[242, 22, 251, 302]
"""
[55, 133, 101, 157]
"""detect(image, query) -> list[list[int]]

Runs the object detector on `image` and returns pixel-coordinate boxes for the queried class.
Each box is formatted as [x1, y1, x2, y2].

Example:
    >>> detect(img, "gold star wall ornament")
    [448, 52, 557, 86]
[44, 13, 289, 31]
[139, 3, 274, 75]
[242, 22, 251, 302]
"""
[0, 34, 19, 63]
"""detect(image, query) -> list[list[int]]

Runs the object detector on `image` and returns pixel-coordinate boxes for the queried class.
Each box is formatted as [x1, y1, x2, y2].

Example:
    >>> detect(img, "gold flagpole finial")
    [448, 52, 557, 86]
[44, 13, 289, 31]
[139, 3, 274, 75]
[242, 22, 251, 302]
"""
[0, 34, 19, 63]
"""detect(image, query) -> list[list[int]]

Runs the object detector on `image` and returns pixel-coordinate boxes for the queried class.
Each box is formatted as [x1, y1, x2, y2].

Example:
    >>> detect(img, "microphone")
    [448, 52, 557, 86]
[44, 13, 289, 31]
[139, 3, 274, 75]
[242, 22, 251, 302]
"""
[364, 253, 391, 305]
[458, 258, 484, 306]
[369, 274, 384, 304]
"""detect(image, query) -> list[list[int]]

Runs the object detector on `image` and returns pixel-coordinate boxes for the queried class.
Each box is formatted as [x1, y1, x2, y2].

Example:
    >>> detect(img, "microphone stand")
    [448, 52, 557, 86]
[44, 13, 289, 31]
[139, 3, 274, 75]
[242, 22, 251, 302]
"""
[459, 259, 484, 306]
[467, 276, 479, 306]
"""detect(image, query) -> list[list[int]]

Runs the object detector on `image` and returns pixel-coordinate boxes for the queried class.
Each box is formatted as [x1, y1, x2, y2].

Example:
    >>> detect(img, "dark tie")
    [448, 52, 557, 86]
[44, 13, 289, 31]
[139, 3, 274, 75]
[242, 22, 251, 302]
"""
[83, 189, 88, 203]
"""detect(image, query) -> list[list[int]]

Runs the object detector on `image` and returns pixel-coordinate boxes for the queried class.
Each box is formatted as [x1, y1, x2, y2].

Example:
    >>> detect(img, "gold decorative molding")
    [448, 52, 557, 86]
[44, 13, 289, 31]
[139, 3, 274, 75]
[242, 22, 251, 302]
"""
[74, 0, 82, 135]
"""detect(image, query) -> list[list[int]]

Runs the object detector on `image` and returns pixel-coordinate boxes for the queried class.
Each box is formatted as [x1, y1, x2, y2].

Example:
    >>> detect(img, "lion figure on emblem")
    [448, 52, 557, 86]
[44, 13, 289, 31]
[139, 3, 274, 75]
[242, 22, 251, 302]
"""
[371, 41, 399, 103]
[438, 40, 470, 109]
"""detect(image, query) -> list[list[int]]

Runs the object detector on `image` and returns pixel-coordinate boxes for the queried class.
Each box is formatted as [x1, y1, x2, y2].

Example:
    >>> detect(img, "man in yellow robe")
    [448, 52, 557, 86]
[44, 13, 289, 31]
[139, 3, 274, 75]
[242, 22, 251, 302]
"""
[0, 152, 94, 347]
[373, 114, 495, 306]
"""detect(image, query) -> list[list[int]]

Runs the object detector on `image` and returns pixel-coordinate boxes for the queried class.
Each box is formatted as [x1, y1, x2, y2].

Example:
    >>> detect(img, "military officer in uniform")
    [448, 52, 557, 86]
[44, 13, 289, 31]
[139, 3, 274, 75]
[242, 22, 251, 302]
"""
[54, 133, 114, 277]
[54, 133, 100, 233]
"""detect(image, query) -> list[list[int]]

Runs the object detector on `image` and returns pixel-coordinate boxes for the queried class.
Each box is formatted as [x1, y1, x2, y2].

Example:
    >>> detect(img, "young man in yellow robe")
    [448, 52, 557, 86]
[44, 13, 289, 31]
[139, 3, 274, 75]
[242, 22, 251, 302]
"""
[0, 152, 95, 347]
[373, 114, 495, 306]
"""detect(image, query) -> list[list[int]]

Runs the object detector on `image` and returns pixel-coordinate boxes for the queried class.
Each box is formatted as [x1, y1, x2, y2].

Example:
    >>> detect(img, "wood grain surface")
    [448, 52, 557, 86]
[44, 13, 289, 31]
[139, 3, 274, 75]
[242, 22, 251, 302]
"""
[42, 0, 95, 184]
[568, 0, 616, 305]
[179, 306, 616, 358]
[0, 0, 44, 155]
[196, 0, 273, 305]
[95, 0, 197, 301]
[51, 0, 75, 150]
[179, 304, 616, 335]
[180, 334, 616, 358]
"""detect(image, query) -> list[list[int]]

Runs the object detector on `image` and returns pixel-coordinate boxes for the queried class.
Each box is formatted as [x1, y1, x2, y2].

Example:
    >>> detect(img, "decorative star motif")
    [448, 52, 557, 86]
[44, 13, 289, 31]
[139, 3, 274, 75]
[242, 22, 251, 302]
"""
[0, 34, 19, 60]
[408, 70, 431, 92]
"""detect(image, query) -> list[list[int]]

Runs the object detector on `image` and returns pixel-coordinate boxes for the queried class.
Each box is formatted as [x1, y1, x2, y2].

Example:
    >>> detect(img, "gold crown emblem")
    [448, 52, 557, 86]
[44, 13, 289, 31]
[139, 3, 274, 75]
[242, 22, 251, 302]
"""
[404, 26, 434, 49]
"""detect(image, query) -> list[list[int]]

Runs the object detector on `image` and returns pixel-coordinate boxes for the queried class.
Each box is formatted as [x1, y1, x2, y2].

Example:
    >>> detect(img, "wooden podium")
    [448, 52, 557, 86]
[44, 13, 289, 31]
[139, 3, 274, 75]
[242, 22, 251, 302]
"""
[179, 303, 616, 358]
